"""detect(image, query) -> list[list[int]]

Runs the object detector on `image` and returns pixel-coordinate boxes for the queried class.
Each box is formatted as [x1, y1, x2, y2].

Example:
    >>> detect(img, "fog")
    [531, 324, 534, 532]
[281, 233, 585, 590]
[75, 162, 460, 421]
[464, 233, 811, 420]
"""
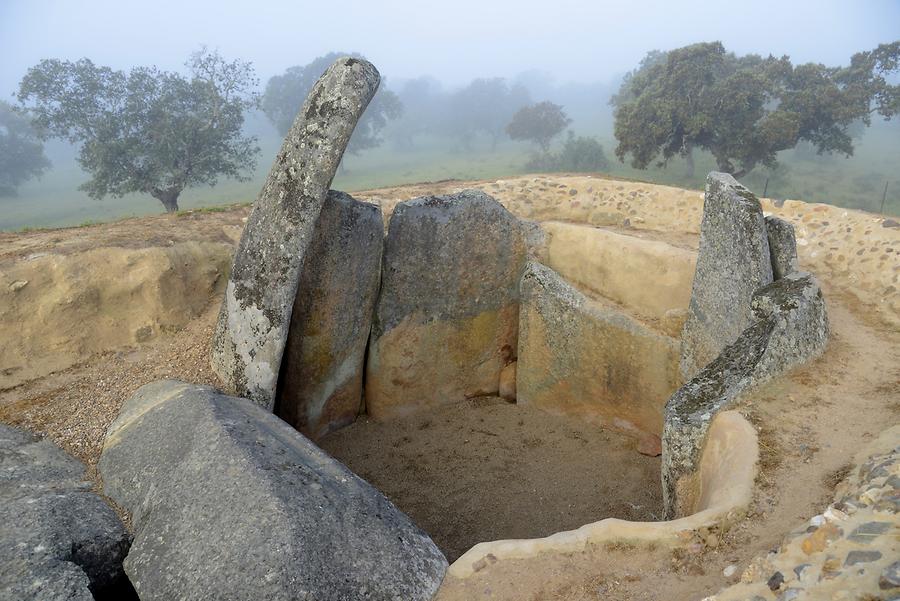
[2, 0, 897, 94]
[1, 0, 899, 228]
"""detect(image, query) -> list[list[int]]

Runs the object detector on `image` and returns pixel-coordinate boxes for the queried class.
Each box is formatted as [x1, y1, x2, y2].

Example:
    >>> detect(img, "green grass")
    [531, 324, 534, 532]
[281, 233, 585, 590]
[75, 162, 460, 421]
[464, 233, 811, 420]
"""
[2, 122, 898, 232]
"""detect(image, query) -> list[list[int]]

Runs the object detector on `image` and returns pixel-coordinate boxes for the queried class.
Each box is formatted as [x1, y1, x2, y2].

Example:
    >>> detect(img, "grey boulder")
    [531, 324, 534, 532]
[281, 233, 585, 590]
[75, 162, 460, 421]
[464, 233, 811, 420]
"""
[211, 57, 381, 409]
[663, 272, 828, 518]
[99, 380, 447, 601]
[276, 190, 384, 440]
[680, 172, 773, 380]
[0, 425, 129, 601]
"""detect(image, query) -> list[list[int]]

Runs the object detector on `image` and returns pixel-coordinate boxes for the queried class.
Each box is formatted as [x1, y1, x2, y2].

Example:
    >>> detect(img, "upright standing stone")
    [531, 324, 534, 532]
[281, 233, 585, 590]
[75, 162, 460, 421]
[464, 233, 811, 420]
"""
[663, 272, 828, 517]
[679, 173, 773, 381]
[366, 190, 527, 419]
[765, 215, 799, 279]
[276, 191, 383, 440]
[211, 57, 380, 409]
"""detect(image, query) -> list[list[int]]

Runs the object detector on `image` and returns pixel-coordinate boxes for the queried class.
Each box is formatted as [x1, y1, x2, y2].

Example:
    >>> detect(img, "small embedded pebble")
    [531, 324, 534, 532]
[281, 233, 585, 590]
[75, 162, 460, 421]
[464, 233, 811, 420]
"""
[880, 561, 900, 590]
[767, 571, 785, 591]
[845, 550, 883, 566]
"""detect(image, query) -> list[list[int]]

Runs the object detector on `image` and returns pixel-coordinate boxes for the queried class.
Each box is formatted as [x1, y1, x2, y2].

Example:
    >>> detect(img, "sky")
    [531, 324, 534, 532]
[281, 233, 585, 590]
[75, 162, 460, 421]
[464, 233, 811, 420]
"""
[1, 0, 899, 97]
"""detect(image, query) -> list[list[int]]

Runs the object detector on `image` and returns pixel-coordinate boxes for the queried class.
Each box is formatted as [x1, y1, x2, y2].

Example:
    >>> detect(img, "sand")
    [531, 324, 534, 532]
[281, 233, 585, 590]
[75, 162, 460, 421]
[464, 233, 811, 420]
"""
[320, 396, 662, 562]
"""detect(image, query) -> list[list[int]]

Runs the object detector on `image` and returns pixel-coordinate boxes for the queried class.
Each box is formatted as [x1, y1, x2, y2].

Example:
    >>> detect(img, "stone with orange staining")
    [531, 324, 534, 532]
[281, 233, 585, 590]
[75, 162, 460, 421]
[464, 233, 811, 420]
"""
[276, 191, 383, 440]
[516, 261, 680, 440]
[366, 191, 527, 418]
[499, 361, 517, 401]
[800, 523, 843, 555]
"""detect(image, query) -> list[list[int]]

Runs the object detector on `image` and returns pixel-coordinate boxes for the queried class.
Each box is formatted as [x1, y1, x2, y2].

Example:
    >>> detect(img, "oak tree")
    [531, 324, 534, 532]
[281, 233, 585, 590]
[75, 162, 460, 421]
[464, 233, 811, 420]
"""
[506, 101, 571, 152]
[17, 50, 259, 212]
[612, 41, 900, 178]
[0, 101, 50, 196]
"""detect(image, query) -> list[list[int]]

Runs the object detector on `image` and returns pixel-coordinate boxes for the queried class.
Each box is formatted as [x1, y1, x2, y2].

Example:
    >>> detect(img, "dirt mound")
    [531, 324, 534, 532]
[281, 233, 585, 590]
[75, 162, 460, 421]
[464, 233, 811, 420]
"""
[0, 241, 232, 390]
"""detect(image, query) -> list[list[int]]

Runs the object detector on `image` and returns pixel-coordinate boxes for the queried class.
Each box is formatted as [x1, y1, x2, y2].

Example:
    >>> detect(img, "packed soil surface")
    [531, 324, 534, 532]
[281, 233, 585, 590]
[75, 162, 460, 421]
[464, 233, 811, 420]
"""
[319, 396, 662, 562]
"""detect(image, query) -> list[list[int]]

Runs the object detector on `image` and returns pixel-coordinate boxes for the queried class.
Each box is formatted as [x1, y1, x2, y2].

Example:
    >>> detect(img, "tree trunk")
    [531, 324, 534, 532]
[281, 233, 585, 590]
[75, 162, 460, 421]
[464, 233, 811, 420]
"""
[151, 187, 181, 213]
[684, 147, 695, 178]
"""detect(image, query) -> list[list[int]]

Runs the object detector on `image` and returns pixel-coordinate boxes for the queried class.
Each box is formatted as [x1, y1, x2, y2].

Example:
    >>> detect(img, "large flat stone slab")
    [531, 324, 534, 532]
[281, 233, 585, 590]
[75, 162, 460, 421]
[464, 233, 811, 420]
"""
[99, 380, 447, 601]
[0, 425, 129, 601]
[211, 57, 381, 408]
[540, 221, 696, 336]
[680, 172, 773, 380]
[276, 190, 383, 440]
[663, 272, 829, 518]
[366, 190, 527, 419]
[517, 262, 680, 443]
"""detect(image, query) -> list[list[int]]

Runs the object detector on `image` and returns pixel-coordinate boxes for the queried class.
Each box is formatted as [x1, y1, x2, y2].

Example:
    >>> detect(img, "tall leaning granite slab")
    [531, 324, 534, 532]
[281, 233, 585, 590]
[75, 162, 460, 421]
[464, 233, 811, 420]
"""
[99, 380, 447, 601]
[276, 190, 383, 440]
[0, 425, 129, 601]
[679, 172, 773, 381]
[662, 272, 828, 518]
[211, 57, 380, 408]
[366, 190, 527, 418]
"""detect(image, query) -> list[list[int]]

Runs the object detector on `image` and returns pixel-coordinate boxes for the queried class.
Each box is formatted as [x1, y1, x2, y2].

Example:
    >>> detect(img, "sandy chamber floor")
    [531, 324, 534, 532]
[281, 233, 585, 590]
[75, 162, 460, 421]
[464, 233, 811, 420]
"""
[319, 396, 662, 562]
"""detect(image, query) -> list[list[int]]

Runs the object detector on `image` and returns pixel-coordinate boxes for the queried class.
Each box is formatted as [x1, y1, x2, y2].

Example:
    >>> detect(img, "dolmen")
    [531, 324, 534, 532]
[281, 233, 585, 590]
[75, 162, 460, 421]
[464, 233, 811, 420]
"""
[13, 52, 832, 601]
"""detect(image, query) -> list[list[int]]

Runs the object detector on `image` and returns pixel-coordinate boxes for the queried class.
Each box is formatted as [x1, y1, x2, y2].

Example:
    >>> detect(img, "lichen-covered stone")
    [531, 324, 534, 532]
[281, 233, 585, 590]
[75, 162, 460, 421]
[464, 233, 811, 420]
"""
[680, 172, 773, 381]
[211, 57, 381, 409]
[365, 190, 527, 418]
[663, 272, 828, 518]
[275, 191, 383, 440]
[765, 215, 799, 279]
[0, 425, 130, 601]
[517, 261, 680, 439]
[99, 380, 447, 601]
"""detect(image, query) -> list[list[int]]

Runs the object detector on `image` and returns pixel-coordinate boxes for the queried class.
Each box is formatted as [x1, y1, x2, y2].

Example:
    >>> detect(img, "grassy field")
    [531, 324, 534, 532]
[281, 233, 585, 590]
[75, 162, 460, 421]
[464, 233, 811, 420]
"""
[2, 120, 898, 232]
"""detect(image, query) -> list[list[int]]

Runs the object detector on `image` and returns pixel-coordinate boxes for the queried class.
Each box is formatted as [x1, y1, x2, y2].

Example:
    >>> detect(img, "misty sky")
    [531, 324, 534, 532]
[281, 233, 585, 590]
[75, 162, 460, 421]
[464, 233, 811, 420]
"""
[2, 0, 898, 97]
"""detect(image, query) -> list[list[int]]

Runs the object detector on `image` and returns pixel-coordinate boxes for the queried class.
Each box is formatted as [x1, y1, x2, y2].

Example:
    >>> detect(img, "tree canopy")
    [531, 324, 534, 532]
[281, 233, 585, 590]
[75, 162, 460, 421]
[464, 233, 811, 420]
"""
[262, 52, 402, 154]
[0, 101, 50, 197]
[17, 49, 259, 212]
[611, 41, 900, 178]
[506, 101, 571, 152]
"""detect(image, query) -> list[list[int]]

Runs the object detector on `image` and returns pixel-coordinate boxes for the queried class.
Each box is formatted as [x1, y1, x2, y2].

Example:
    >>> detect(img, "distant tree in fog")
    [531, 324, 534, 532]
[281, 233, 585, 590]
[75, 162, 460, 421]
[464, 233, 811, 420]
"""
[16, 49, 259, 213]
[506, 101, 571, 152]
[612, 41, 900, 179]
[390, 76, 446, 151]
[0, 101, 50, 196]
[262, 52, 403, 154]
[446, 78, 531, 150]
[555, 132, 609, 172]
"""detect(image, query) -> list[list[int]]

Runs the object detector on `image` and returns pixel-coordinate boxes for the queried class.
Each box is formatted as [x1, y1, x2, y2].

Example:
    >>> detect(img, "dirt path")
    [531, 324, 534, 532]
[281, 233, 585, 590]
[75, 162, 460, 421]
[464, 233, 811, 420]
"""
[320, 396, 662, 562]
